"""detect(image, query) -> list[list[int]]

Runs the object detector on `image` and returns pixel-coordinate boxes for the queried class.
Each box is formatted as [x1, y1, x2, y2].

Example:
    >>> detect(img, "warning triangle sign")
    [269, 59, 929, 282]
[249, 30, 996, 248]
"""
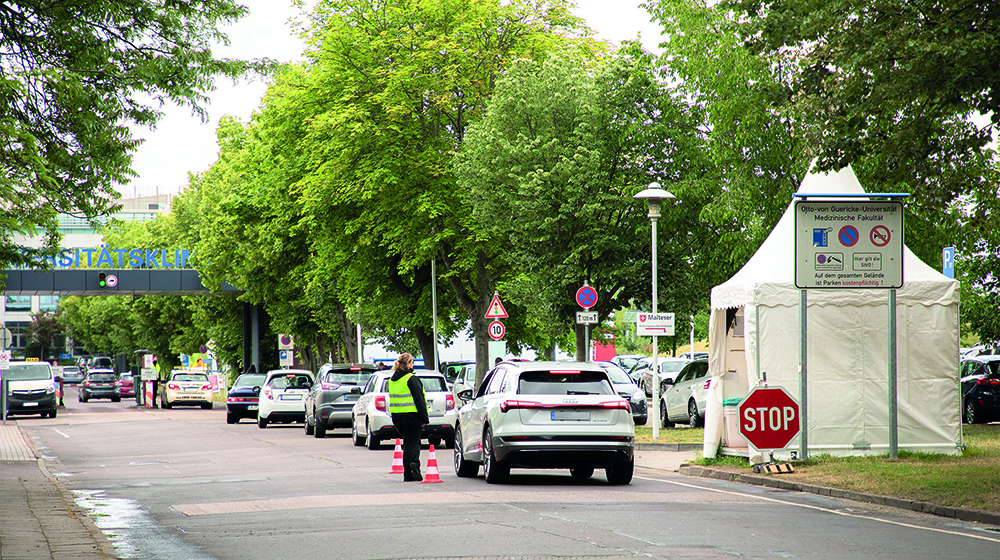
[484, 294, 508, 319]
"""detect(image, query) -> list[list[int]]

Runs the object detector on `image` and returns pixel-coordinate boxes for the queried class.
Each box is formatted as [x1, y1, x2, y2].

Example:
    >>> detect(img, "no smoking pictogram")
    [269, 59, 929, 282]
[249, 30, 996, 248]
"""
[870, 225, 891, 247]
[838, 225, 859, 247]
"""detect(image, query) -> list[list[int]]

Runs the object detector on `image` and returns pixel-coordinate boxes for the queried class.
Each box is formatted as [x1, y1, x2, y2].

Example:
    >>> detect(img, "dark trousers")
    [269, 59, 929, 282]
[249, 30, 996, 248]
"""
[392, 414, 423, 479]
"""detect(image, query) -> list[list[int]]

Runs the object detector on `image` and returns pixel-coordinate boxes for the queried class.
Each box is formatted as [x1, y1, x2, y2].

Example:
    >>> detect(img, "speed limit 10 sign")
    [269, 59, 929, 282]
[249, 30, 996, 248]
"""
[488, 321, 505, 340]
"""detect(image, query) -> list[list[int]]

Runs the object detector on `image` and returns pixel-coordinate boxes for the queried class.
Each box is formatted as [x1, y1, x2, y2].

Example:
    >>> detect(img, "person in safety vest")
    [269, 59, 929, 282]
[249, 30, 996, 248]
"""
[388, 353, 429, 481]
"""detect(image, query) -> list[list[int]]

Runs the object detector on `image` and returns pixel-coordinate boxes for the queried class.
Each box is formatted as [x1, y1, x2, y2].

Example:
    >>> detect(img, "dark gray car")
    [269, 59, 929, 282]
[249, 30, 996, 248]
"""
[305, 364, 377, 438]
[79, 369, 121, 402]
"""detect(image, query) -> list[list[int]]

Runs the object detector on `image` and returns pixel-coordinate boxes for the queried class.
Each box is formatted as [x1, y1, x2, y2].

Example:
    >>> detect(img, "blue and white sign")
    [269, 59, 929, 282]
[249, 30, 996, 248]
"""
[943, 246, 954, 279]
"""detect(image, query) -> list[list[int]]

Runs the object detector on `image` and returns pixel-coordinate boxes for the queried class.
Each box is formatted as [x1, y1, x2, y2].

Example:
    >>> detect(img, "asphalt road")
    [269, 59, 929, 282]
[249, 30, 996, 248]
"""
[17, 385, 1000, 560]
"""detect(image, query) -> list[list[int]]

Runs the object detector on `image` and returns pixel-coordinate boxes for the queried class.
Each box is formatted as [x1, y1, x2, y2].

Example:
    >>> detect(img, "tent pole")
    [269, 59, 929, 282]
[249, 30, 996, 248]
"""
[889, 289, 898, 459]
[799, 289, 808, 461]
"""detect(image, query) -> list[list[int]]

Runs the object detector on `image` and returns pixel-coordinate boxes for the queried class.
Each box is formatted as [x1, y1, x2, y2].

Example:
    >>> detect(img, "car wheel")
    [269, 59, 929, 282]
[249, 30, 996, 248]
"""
[305, 413, 314, 435]
[314, 417, 326, 438]
[454, 425, 479, 478]
[606, 459, 634, 485]
[965, 400, 982, 424]
[202, 402, 213, 410]
[112, 397, 121, 403]
[444, 434, 456, 449]
[352, 417, 365, 447]
[688, 400, 703, 428]
[226, 412, 237, 424]
[48, 409, 57, 419]
[482, 425, 509, 484]
[570, 467, 594, 478]
[428, 436, 441, 448]
[366, 422, 381, 450]
[660, 400, 674, 428]
[258, 415, 268, 429]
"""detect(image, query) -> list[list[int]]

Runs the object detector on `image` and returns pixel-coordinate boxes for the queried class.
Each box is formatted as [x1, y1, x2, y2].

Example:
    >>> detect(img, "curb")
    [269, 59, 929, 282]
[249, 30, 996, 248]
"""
[23, 426, 121, 559]
[636, 442, 701, 451]
[679, 464, 1000, 527]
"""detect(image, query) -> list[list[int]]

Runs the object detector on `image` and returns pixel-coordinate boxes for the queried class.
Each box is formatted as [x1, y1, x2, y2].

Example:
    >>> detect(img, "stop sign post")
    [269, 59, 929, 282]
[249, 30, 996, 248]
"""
[738, 386, 801, 451]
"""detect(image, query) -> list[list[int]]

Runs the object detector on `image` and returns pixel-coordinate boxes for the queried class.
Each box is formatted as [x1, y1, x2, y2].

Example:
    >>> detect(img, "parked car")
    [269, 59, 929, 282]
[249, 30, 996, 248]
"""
[679, 352, 708, 361]
[305, 363, 376, 437]
[60, 366, 85, 384]
[440, 360, 474, 385]
[79, 369, 121, 402]
[635, 357, 689, 396]
[3, 361, 59, 418]
[610, 354, 646, 374]
[351, 369, 457, 450]
[161, 369, 214, 409]
[960, 355, 1000, 424]
[118, 372, 135, 398]
[257, 369, 314, 428]
[659, 358, 710, 428]
[596, 361, 647, 426]
[453, 361, 634, 484]
[225, 372, 266, 424]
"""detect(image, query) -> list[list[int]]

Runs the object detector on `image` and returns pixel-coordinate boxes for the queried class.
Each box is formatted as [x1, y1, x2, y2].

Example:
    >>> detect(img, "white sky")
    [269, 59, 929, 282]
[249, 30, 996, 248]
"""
[123, 0, 664, 198]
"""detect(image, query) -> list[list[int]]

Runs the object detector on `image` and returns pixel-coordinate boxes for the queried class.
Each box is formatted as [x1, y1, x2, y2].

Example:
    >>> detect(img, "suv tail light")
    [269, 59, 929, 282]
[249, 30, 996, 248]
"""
[375, 395, 386, 411]
[263, 386, 273, 399]
[82, 381, 91, 386]
[167, 383, 181, 390]
[445, 394, 455, 411]
[321, 382, 340, 390]
[704, 379, 712, 390]
[600, 400, 631, 411]
[201, 384, 213, 390]
[976, 377, 1000, 387]
[500, 400, 542, 413]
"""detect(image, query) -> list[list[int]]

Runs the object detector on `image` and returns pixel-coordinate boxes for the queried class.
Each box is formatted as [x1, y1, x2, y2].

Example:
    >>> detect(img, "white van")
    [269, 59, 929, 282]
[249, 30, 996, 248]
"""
[3, 361, 59, 418]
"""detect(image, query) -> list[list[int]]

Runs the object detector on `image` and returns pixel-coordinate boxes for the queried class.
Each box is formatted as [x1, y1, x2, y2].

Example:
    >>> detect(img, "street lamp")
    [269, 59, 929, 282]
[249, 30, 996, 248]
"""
[634, 182, 675, 440]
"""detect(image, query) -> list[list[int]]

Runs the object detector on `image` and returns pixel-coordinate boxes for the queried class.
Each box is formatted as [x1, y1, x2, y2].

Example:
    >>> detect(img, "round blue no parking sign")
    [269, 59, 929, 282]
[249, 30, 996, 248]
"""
[575, 285, 597, 309]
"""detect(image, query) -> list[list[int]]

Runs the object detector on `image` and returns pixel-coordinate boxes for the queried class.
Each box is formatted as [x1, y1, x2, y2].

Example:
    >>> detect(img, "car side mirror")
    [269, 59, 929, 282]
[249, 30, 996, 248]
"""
[252, 386, 261, 394]
[457, 388, 474, 401]
[351, 386, 362, 394]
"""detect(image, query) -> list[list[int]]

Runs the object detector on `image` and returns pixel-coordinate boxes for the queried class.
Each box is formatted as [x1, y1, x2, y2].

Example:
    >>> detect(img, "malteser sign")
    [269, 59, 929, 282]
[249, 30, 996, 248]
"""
[794, 201, 903, 289]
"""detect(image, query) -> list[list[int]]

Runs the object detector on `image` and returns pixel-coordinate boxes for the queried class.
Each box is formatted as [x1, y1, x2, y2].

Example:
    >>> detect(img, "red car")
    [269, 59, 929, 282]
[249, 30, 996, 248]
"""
[118, 373, 136, 398]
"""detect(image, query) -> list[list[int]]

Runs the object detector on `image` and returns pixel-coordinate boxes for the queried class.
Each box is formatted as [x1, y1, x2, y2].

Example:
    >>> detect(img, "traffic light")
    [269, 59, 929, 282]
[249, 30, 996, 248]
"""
[98, 272, 107, 287]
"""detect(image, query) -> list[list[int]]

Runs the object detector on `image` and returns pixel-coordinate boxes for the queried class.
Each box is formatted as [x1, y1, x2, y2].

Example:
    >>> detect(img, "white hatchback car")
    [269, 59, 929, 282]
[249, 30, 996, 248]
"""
[453, 361, 635, 484]
[257, 369, 314, 428]
[351, 369, 457, 450]
[160, 370, 213, 409]
[659, 359, 710, 428]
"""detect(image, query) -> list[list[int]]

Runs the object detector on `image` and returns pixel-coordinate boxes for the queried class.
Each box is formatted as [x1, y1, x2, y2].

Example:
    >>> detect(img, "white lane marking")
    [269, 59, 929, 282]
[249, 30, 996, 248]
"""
[53, 429, 71, 439]
[634, 475, 1000, 544]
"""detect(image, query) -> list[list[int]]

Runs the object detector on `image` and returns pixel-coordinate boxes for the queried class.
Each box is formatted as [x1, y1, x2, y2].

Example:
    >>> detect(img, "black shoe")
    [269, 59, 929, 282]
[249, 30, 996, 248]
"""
[408, 462, 423, 482]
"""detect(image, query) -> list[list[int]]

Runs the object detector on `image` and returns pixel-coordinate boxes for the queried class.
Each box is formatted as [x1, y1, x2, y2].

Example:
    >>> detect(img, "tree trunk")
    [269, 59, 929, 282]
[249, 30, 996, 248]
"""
[334, 302, 358, 363]
[414, 327, 436, 370]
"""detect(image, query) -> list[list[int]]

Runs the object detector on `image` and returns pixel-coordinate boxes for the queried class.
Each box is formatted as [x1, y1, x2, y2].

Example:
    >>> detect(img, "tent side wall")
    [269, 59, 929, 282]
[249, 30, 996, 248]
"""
[714, 287, 961, 458]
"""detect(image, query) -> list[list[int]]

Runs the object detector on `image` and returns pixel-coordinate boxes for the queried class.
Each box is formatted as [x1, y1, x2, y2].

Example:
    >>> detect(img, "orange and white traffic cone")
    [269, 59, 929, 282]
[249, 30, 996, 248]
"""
[389, 438, 405, 474]
[422, 444, 443, 483]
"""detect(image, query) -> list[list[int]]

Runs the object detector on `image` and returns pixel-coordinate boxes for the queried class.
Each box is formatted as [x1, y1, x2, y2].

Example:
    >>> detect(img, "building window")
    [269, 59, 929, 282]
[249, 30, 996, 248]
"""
[39, 295, 60, 311]
[5, 295, 31, 312]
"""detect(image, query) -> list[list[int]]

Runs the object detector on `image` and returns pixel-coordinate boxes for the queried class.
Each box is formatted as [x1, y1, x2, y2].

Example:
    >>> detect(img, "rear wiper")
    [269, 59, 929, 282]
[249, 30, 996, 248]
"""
[566, 391, 595, 395]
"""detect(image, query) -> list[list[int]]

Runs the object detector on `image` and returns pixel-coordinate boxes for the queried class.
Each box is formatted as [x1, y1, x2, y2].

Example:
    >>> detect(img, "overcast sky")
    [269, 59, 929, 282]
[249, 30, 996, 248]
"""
[123, 0, 664, 198]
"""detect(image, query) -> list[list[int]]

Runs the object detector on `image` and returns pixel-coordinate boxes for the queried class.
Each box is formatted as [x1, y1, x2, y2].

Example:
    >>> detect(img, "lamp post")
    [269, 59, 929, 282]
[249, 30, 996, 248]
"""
[634, 183, 675, 440]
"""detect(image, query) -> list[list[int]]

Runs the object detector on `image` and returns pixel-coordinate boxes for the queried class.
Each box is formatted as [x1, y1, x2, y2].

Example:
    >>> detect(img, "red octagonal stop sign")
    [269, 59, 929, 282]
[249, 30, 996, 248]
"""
[738, 386, 801, 450]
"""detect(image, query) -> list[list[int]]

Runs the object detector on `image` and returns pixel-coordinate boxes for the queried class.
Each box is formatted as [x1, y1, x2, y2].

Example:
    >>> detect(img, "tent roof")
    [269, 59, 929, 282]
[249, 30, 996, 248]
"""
[710, 166, 959, 310]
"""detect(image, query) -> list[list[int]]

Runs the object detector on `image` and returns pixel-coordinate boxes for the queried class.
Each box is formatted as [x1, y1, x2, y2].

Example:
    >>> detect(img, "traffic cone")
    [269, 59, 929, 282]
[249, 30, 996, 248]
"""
[422, 444, 443, 483]
[389, 439, 405, 474]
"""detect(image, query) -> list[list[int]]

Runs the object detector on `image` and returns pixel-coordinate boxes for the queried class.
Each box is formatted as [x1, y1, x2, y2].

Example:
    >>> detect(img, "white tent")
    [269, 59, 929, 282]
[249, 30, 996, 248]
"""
[703, 165, 962, 459]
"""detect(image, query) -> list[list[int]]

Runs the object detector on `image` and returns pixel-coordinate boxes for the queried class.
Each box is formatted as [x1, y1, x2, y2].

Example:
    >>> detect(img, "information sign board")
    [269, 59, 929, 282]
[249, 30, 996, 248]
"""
[576, 312, 598, 324]
[636, 313, 675, 336]
[794, 200, 903, 289]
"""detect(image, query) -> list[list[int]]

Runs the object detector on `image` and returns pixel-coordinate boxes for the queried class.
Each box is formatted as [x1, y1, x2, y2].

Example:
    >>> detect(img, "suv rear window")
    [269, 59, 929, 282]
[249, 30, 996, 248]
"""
[268, 374, 312, 389]
[325, 371, 374, 385]
[173, 374, 209, 383]
[418, 377, 447, 392]
[89, 373, 117, 382]
[517, 370, 614, 395]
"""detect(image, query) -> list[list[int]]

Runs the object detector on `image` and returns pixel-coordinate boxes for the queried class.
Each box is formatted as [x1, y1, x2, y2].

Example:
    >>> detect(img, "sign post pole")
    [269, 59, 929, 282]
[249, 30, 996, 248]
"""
[889, 289, 898, 459]
[799, 289, 808, 461]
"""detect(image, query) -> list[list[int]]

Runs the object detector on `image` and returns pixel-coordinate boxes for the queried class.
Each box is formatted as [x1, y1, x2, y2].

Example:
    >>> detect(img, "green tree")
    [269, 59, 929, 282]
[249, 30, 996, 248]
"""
[25, 310, 64, 361]
[0, 0, 273, 274]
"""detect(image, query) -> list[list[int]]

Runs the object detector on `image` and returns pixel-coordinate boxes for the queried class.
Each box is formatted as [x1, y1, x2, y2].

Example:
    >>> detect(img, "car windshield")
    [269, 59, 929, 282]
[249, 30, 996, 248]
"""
[173, 374, 209, 383]
[269, 374, 312, 389]
[517, 370, 614, 395]
[418, 377, 447, 392]
[89, 373, 117, 382]
[599, 363, 632, 384]
[325, 371, 374, 385]
[617, 357, 642, 371]
[234, 374, 265, 387]
[5, 363, 51, 380]
[660, 361, 688, 373]
[92, 357, 113, 368]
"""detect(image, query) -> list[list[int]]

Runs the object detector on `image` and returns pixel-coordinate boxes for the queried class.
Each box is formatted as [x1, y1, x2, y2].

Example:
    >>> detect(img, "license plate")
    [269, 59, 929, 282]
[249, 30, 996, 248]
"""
[248, 405, 258, 410]
[23, 402, 38, 407]
[281, 394, 302, 401]
[184, 387, 198, 391]
[552, 410, 590, 421]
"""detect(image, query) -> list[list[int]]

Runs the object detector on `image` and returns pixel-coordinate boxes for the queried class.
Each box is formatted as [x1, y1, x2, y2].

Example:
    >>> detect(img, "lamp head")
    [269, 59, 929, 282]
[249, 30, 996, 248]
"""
[633, 182, 676, 219]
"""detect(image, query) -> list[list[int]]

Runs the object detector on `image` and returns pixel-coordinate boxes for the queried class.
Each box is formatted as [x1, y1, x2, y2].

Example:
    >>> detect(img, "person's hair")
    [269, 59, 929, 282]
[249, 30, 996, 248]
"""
[393, 353, 414, 372]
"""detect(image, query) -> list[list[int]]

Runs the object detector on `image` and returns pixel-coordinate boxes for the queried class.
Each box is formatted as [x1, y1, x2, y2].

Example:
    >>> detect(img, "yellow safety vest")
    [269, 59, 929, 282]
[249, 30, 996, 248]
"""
[388, 373, 422, 414]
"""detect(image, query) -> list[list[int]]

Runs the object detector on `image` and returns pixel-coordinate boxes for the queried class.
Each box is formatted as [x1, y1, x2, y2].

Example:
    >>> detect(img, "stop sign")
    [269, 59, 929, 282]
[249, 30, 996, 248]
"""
[738, 386, 801, 450]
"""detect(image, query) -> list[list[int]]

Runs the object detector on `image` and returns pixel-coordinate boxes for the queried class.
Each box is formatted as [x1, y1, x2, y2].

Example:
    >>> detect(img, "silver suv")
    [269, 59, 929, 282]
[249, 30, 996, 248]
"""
[454, 361, 634, 484]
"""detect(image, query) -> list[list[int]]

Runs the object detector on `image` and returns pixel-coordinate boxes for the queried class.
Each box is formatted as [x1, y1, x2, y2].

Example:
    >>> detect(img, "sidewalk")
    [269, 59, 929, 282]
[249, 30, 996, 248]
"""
[0, 422, 118, 560]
